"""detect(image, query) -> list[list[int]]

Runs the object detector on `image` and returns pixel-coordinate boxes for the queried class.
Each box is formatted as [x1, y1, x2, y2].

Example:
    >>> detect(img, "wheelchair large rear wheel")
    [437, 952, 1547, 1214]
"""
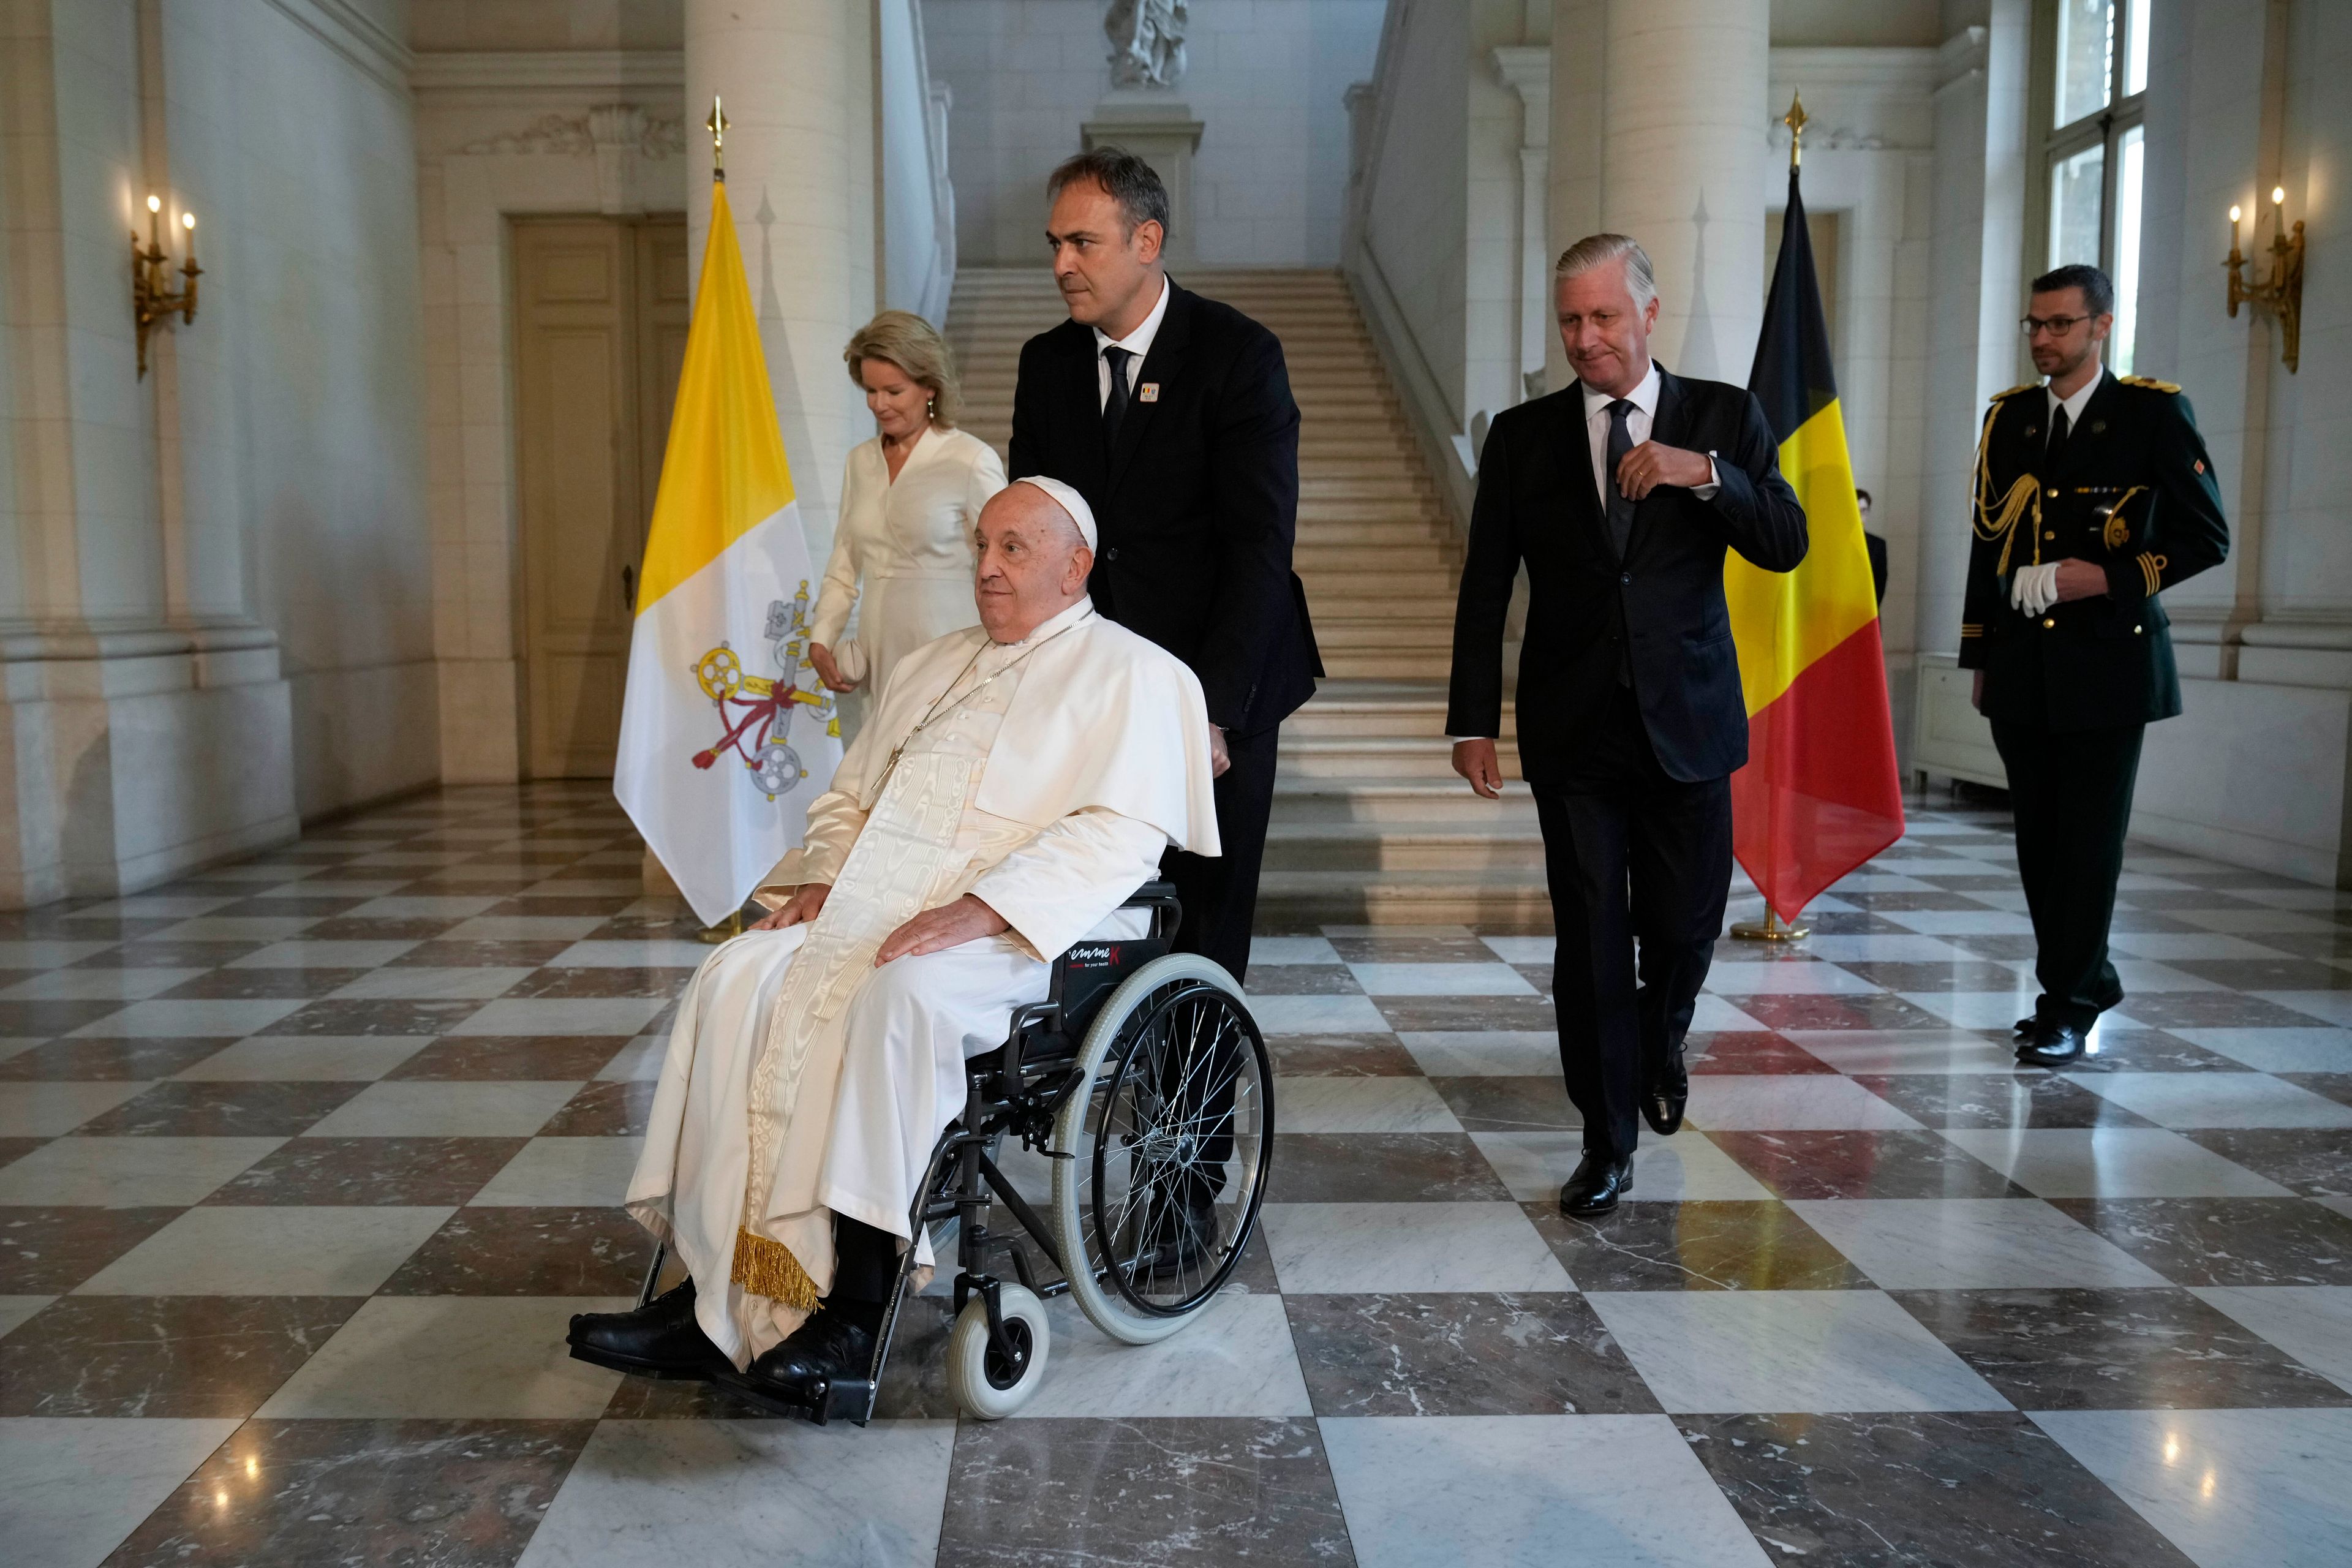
[1050, 954, 1273, 1345]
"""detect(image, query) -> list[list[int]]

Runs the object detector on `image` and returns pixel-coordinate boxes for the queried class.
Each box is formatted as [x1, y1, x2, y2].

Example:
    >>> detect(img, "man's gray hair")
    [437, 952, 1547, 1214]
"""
[1555, 233, 1657, 312]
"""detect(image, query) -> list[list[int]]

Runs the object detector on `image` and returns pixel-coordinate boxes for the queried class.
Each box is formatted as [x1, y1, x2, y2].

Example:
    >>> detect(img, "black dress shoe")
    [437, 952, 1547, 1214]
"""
[1125, 1196, 1219, 1280]
[568, 1280, 727, 1381]
[724, 1308, 876, 1414]
[1559, 1155, 1632, 1217]
[2014, 1015, 2038, 1038]
[1643, 1050, 1689, 1136]
[2016, 1020, 2089, 1067]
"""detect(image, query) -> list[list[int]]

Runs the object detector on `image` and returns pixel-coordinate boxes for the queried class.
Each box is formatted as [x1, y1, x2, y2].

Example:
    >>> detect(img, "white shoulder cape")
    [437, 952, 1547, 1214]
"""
[848, 605, 1223, 857]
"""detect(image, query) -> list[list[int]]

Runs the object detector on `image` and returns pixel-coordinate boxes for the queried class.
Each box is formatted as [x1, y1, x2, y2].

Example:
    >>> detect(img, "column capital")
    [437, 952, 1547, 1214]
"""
[1492, 45, 1551, 150]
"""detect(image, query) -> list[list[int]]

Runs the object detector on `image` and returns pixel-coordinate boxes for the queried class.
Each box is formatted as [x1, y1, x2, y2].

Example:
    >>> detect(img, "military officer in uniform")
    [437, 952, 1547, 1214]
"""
[1957, 263, 2230, 1066]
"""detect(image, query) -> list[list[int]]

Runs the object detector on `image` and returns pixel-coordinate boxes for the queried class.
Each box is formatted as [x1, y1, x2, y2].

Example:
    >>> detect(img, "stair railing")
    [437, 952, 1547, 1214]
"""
[1341, 0, 1477, 538]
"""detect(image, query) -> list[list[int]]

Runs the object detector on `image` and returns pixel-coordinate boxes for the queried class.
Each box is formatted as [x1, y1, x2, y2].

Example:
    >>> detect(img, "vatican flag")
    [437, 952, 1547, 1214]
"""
[615, 179, 842, 927]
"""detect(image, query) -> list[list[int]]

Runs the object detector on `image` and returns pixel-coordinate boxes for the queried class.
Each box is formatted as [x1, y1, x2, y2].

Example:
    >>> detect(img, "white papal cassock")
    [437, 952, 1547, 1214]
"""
[625, 596, 1221, 1366]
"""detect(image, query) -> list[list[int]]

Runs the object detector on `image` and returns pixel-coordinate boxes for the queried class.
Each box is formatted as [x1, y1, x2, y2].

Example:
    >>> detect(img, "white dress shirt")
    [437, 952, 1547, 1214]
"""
[2046, 375, 2098, 440]
[1093, 273, 1172, 410]
[1580, 363, 1719, 503]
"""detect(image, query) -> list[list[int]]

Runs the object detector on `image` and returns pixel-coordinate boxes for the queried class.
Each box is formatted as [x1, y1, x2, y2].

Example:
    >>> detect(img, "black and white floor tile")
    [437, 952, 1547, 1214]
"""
[3, 783, 2351, 1564]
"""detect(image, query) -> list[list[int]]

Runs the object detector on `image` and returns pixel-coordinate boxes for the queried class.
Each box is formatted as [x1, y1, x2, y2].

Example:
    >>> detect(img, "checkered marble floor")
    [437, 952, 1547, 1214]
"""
[5, 783, 2352, 1566]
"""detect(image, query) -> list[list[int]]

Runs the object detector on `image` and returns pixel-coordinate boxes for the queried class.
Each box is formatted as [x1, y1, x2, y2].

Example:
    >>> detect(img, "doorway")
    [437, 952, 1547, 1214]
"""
[510, 215, 689, 778]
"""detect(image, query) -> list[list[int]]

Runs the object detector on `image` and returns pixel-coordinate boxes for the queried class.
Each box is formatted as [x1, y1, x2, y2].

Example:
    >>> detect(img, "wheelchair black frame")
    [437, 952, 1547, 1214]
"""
[637, 881, 1188, 1427]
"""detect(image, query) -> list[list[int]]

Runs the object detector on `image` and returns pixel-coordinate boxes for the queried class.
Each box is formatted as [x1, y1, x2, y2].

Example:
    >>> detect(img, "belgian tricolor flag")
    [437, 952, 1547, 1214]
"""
[1725, 159, 1905, 924]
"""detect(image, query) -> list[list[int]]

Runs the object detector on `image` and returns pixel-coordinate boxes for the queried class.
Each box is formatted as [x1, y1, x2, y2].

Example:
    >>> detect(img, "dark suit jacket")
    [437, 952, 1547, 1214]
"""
[1956, 370, 2230, 731]
[1008, 279, 1322, 736]
[1446, 369, 1809, 785]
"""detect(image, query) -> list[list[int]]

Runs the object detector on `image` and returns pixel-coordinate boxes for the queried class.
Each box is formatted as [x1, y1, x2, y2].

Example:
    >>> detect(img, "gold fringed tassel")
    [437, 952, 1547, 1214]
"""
[730, 1227, 820, 1311]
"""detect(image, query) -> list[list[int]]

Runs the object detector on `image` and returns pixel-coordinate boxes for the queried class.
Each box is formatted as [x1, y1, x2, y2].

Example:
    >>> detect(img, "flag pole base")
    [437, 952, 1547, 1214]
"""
[698, 911, 744, 945]
[1731, 908, 1809, 943]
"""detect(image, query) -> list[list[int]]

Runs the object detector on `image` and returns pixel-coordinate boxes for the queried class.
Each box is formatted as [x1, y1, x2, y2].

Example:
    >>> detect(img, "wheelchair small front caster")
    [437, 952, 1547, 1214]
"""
[948, 1282, 1049, 1419]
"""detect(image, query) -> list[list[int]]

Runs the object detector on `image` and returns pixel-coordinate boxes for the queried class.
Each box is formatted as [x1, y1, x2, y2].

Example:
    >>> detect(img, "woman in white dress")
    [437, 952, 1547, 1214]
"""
[809, 311, 1006, 701]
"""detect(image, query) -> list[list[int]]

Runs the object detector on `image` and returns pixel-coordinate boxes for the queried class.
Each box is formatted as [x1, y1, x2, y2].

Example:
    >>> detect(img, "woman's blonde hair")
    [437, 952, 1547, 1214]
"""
[843, 310, 961, 428]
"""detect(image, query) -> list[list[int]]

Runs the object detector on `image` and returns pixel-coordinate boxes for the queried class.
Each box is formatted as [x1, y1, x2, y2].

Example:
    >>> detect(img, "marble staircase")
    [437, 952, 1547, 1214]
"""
[946, 266, 1545, 928]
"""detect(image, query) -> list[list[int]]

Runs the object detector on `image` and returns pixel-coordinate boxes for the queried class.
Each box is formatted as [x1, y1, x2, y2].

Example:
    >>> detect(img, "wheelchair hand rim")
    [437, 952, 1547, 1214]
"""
[1087, 979, 1272, 1319]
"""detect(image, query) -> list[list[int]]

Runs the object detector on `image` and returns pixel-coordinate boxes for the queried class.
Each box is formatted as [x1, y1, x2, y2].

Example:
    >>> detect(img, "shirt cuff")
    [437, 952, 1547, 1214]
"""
[1692, 453, 1721, 501]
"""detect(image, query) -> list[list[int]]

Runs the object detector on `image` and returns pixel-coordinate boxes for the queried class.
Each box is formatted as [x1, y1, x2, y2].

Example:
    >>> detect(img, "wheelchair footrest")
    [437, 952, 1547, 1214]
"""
[809, 1376, 876, 1427]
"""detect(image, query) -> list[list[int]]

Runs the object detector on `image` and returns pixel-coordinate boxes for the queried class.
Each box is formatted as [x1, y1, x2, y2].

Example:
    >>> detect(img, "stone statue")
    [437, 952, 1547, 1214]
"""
[1105, 0, 1187, 90]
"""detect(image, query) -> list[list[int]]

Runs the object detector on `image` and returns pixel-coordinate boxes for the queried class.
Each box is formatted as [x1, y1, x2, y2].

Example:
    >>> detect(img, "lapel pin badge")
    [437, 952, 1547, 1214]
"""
[1139, 383, 1160, 403]
[2090, 419, 2107, 434]
[2194, 458, 2207, 473]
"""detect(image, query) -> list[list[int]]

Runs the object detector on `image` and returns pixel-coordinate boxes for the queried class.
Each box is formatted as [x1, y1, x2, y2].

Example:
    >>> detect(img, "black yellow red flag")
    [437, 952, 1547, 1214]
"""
[1725, 162, 1905, 922]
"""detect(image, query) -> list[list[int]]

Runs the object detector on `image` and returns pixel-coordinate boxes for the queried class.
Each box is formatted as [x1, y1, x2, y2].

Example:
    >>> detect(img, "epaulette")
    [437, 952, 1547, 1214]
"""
[2119, 374, 2182, 393]
[1988, 382, 2040, 403]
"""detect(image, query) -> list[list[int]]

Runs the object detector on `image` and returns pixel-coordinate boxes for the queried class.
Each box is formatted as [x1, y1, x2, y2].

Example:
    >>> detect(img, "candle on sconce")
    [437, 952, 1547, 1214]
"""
[181, 210, 195, 267]
[2230, 203, 2242, 254]
[145, 192, 162, 253]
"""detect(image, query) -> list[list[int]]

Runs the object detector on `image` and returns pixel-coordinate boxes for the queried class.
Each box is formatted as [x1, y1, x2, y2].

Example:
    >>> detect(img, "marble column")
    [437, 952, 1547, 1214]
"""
[1493, 46, 1552, 402]
[683, 0, 879, 564]
[1593, 0, 1770, 383]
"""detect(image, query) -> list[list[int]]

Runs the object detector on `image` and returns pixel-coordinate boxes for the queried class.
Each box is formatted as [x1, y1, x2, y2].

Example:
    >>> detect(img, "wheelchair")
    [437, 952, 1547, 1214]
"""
[632, 881, 1273, 1423]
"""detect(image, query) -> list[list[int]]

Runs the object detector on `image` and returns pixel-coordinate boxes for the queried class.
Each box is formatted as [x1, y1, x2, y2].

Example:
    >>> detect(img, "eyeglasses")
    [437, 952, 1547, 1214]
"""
[2021, 314, 2091, 337]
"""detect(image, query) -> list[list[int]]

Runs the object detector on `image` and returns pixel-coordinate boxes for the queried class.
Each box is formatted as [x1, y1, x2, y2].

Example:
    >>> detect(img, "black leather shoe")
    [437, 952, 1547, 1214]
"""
[2013, 1015, 2038, 1038]
[1125, 1196, 1219, 1280]
[568, 1280, 727, 1381]
[1559, 1155, 1633, 1217]
[2016, 1020, 2089, 1067]
[725, 1308, 876, 1414]
[1643, 1050, 1688, 1136]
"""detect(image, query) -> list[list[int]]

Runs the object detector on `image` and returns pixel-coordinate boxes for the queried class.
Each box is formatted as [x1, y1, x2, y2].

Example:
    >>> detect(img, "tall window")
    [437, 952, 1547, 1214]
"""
[2035, 0, 2150, 371]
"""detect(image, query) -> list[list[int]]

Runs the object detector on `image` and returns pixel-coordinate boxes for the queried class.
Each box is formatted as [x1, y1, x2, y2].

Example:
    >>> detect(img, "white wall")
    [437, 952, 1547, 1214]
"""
[925, 0, 1385, 266]
[1, 0, 428, 905]
[177, 0, 437, 818]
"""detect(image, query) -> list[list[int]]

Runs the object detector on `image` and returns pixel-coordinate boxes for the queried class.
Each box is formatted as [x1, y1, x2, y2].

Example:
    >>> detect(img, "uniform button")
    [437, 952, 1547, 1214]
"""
[1106, 546, 1120, 561]
[1620, 572, 1632, 584]
[2044, 530, 2056, 540]
[2134, 624, 2143, 634]
[2042, 617, 2056, 629]
[2047, 487, 2059, 499]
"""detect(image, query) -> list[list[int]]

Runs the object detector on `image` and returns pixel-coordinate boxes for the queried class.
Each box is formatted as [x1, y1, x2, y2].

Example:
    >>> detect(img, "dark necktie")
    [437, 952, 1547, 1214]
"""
[1604, 398, 1638, 562]
[1102, 345, 1134, 443]
[2045, 405, 2071, 472]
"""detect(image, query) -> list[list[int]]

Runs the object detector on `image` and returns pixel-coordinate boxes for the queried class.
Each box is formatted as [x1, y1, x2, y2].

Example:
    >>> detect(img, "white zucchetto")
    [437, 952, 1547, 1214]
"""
[1012, 475, 1098, 551]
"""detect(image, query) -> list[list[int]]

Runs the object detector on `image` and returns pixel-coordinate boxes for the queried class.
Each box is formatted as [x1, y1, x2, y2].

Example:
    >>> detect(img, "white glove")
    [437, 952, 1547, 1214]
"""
[2010, 562, 2061, 617]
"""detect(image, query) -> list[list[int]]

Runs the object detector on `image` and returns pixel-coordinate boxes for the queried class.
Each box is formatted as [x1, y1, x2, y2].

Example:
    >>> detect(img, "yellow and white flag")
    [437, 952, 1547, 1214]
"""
[616, 180, 841, 925]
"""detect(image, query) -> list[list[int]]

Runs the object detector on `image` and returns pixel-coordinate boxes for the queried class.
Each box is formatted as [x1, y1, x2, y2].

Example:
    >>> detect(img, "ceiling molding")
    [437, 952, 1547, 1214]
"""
[261, 0, 414, 96]
[410, 50, 686, 99]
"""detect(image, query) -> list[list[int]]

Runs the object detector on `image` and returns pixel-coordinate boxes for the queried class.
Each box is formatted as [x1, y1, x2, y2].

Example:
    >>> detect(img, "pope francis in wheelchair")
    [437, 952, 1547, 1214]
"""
[570, 477, 1272, 1423]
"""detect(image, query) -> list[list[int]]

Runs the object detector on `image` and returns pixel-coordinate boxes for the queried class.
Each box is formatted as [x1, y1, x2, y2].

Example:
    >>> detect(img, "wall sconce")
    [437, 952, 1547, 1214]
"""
[132, 193, 201, 379]
[2225, 185, 2303, 373]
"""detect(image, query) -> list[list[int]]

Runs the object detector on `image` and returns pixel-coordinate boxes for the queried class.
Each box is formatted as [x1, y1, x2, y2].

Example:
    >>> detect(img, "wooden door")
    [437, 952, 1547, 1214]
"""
[511, 215, 688, 778]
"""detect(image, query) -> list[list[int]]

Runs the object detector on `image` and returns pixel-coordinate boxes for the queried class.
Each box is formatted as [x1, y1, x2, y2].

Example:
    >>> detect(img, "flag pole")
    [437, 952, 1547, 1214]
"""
[1729, 89, 1815, 948]
[690, 89, 739, 948]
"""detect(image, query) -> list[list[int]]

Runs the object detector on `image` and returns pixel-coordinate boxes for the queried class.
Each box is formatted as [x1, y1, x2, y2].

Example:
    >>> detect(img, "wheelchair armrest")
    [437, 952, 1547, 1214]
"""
[1120, 879, 1182, 943]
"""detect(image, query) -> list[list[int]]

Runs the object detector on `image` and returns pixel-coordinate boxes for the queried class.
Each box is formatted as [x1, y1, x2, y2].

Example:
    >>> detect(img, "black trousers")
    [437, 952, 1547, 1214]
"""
[1992, 719, 2146, 1031]
[1536, 693, 1732, 1163]
[1164, 719, 1280, 986]
[829, 1215, 899, 1305]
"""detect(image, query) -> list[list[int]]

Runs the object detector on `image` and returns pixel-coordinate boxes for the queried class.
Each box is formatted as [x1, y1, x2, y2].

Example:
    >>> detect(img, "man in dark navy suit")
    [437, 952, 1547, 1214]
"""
[1009, 146, 1320, 986]
[1448, 235, 1807, 1216]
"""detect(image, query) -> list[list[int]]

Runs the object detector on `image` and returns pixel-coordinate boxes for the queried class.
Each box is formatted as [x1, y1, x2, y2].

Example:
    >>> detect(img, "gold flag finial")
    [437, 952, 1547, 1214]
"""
[706, 95, 728, 181]
[1782, 91, 1808, 171]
